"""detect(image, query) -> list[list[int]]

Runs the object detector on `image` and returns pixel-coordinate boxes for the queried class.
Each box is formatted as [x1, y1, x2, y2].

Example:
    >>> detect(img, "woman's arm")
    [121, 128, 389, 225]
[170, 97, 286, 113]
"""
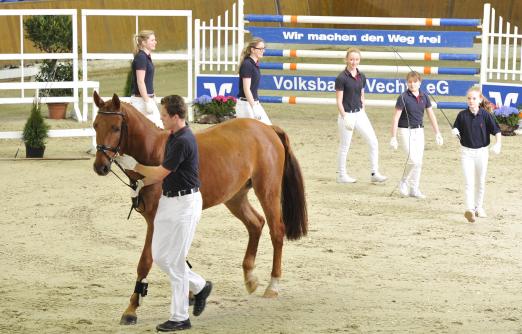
[136, 69, 150, 103]
[336, 90, 346, 118]
[242, 77, 255, 108]
[426, 107, 441, 134]
[391, 108, 402, 138]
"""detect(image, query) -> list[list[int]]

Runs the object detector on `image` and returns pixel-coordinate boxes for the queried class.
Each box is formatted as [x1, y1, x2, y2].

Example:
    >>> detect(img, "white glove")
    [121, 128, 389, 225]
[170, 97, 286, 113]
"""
[435, 132, 444, 146]
[115, 154, 138, 170]
[343, 115, 355, 131]
[389, 137, 398, 150]
[131, 179, 144, 198]
[451, 128, 460, 137]
[490, 142, 501, 155]
[145, 99, 156, 115]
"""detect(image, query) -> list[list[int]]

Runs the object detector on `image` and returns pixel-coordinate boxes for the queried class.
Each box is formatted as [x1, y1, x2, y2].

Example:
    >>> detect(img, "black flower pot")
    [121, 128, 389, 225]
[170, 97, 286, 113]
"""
[25, 144, 45, 158]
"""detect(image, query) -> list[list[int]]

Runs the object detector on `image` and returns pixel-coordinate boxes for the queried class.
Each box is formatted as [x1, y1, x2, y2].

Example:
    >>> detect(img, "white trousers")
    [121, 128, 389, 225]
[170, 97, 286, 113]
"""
[152, 192, 206, 321]
[337, 110, 380, 175]
[461, 146, 489, 211]
[129, 96, 164, 129]
[235, 100, 272, 125]
[398, 127, 424, 192]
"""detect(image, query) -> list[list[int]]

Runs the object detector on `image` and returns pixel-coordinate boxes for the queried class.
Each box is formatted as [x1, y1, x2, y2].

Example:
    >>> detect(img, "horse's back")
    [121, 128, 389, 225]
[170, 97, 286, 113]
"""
[195, 118, 286, 208]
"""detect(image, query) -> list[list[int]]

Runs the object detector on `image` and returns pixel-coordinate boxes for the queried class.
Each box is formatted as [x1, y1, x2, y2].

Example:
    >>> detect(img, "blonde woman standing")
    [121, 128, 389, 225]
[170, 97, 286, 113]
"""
[335, 47, 387, 184]
[236, 38, 271, 125]
[130, 30, 163, 128]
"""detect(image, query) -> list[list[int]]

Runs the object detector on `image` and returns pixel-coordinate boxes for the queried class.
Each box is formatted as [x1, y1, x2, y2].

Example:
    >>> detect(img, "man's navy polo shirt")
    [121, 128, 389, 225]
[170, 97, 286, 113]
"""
[238, 57, 260, 100]
[161, 125, 200, 193]
[453, 108, 500, 149]
[131, 50, 154, 95]
[335, 68, 366, 112]
[395, 90, 432, 128]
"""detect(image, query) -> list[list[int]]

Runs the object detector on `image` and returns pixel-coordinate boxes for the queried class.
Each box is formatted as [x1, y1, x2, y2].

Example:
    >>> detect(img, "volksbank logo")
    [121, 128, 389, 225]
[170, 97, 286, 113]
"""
[273, 76, 334, 91]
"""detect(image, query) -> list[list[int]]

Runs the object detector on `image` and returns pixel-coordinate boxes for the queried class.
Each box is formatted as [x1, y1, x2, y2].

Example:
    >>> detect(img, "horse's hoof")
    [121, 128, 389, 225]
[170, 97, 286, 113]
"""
[245, 277, 258, 294]
[263, 288, 278, 298]
[120, 314, 137, 325]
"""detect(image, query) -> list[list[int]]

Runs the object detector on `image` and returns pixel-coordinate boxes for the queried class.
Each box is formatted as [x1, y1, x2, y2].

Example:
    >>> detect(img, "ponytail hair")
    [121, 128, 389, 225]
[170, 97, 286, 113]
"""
[238, 37, 264, 72]
[133, 30, 155, 55]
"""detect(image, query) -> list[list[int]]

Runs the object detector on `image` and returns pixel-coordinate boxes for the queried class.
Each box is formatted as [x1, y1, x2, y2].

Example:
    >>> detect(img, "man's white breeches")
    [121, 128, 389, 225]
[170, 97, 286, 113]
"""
[398, 127, 424, 192]
[152, 192, 206, 321]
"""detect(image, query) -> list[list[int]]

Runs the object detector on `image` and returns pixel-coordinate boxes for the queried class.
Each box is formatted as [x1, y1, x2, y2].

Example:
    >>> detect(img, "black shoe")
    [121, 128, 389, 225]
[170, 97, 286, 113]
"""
[156, 319, 191, 332]
[193, 281, 212, 316]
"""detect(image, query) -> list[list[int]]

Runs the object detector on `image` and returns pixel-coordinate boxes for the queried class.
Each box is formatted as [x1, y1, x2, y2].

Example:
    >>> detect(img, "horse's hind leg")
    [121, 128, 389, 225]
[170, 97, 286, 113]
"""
[252, 174, 285, 298]
[225, 188, 265, 294]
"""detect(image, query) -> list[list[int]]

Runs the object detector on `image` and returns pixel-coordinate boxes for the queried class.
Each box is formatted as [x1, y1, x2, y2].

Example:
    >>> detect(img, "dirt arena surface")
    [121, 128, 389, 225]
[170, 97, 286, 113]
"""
[1, 105, 521, 333]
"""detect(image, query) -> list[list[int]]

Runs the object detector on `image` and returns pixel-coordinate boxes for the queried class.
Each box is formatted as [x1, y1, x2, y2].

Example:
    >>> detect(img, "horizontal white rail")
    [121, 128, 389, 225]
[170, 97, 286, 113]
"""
[85, 53, 190, 61]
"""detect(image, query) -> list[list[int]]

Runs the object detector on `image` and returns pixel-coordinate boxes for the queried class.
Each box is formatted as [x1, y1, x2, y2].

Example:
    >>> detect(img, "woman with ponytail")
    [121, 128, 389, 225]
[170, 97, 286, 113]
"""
[130, 30, 163, 128]
[236, 38, 271, 125]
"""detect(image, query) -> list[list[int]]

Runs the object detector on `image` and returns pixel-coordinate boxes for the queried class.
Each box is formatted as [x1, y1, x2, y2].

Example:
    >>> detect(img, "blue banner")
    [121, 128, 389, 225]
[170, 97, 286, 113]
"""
[248, 27, 479, 47]
[196, 75, 476, 97]
[262, 75, 475, 96]
[482, 83, 522, 108]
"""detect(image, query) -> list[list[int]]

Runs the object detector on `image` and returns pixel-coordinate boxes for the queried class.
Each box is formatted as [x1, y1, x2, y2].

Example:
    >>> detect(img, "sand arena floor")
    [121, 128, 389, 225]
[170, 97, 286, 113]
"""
[1, 105, 521, 333]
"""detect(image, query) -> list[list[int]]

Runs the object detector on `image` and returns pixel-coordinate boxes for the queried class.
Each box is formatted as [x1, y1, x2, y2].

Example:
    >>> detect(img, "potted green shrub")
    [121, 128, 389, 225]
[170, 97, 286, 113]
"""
[23, 102, 50, 158]
[24, 15, 73, 119]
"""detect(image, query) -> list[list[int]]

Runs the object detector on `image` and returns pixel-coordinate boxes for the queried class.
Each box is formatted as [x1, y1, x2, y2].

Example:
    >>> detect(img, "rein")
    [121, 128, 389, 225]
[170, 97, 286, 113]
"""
[95, 110, 144, 218]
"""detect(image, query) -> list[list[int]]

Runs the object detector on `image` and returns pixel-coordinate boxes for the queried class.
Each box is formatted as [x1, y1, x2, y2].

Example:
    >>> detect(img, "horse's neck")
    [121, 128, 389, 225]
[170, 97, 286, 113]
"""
[124, 114, 167, 165]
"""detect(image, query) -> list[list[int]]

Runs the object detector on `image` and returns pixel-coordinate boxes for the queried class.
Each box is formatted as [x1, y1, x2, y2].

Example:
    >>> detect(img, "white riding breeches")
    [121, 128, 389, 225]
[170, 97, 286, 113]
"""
[235, 100, 272, 125]
[129, 96, 164, 129]
[337, 109, 380, 175]
[461, 146, 489, 211]
[398, 127, 424, 192]
[152, 192, 206, 321]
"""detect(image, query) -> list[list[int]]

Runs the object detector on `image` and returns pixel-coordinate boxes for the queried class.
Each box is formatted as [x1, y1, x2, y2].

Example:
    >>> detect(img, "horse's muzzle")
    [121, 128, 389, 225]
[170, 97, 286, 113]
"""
[93, 154, 112, 176]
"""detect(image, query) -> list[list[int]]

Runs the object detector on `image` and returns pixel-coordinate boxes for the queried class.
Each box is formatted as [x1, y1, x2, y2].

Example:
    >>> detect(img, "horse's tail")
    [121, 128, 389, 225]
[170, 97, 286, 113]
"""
[272, 125, 308, 240]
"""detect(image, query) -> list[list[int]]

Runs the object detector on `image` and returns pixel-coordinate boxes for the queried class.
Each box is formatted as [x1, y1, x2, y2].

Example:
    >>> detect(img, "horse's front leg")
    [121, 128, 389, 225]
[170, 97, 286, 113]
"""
[120, 188, 159, 325]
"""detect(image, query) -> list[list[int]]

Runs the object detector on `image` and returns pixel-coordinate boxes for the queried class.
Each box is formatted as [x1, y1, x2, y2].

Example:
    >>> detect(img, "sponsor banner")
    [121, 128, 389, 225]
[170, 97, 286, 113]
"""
[482, 83, 522, 107]
[262, 75, 475, 96]
[248, 27, 479, 47]
[196, 74, 476, 97]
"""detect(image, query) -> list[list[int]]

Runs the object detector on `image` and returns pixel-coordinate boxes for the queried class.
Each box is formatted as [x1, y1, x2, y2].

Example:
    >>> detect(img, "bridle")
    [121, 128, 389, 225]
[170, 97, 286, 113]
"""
[95, 109, 144, 218]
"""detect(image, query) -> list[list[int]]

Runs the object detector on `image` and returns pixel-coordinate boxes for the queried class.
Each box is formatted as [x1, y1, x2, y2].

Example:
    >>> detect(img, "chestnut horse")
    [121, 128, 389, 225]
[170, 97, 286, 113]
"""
[92, 92, 308, 325]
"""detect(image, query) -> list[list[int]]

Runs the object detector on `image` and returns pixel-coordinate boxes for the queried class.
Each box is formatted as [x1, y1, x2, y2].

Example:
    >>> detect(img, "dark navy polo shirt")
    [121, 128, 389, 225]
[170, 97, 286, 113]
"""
[161, 125, 201, 193]
[335, 68, 366, 112]
[238, 56, 260, 100]
[395, 90, 432, 128]
[453, 107, 500, 149]
[131, 50, 154, 95]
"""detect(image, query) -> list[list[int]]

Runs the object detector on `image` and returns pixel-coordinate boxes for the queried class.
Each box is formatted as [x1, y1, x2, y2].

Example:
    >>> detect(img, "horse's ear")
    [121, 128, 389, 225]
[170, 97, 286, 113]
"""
[112, 93, 121, 110]
[93, 90, 104, 108]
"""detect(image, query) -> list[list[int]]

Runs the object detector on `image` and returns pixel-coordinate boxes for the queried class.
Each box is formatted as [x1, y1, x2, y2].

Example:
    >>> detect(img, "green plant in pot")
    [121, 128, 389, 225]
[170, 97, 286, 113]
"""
[24, 15, 73, 119]
[23, 102, 50, 158]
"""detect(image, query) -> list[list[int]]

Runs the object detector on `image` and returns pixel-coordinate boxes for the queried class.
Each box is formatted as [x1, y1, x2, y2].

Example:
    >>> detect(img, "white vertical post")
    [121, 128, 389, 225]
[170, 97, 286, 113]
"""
[480, 3, 490, 85]
[224, 10, 229, 71]
[232, 3, 237, 71]
[187, 12, 193, 102]
[488, 7, 495, 80]
[217, 15, 221, 72]
[504, 21, 510, 80]
[512, 26, 518, 80]
[194, 18, 200, 98]
[82, 10, 88, 120]
[496, 16, 503, 80]
[202, 21, 206, 71]
[19, 15, 24, 99]
[238, 0, 245, 68]
[72, 11, 81, 121]
[209, 18, 214, 71]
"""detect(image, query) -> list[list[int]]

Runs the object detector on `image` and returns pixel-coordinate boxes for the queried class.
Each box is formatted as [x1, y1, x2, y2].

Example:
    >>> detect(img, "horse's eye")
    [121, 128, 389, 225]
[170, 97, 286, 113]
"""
[111, 125, 120, 132]
[93, 123, 98, 129]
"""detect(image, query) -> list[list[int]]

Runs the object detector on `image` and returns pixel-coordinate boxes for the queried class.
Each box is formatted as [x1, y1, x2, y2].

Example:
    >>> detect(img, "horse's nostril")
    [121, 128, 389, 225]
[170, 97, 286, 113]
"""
[102, 165, 109, 175]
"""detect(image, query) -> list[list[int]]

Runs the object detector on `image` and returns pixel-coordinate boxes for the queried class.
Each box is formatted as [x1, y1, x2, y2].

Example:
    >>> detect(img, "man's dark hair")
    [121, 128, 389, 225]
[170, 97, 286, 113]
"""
[160, 95, 187, 119]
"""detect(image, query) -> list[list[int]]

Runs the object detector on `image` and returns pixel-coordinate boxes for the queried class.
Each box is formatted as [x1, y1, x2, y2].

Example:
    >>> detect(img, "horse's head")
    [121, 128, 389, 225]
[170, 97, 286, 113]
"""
[92, 91, 127, 176]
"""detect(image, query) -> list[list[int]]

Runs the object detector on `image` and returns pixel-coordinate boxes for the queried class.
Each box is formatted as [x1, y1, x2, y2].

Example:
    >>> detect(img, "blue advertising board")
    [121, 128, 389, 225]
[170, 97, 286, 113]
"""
[482, 83, 522, 107]
[248, 27, 480, 47]
[196, 74, 475, 97]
